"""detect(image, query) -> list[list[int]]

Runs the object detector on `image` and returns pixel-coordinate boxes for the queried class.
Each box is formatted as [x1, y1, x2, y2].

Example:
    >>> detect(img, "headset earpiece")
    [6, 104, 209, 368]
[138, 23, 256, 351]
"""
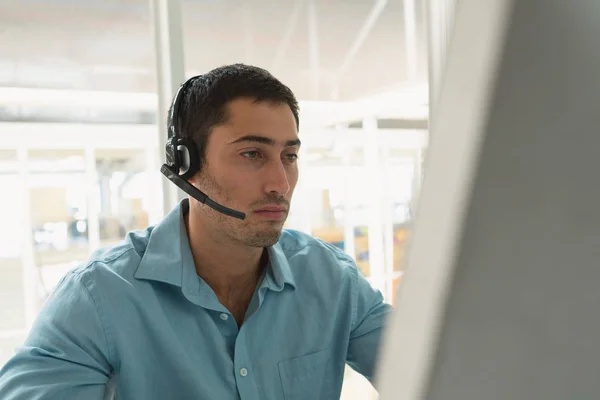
[176, 137, 199, 180]
[164, 137, 199, 180]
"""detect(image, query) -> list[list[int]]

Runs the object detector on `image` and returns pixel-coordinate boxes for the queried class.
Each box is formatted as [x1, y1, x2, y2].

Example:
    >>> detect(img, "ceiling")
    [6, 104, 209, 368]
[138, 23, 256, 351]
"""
[0, 0, 429, 102]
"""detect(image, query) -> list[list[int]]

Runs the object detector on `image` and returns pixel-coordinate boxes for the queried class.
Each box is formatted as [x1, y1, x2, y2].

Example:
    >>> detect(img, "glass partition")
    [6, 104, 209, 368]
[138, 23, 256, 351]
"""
[0, 150, 27, 367]
[95, 148, 151, 248]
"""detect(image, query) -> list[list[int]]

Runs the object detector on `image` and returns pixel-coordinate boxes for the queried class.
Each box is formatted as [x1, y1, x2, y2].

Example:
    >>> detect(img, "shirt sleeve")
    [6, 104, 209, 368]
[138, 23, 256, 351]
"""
[0, 270, 113, 399]
[345, 264, 394, 385]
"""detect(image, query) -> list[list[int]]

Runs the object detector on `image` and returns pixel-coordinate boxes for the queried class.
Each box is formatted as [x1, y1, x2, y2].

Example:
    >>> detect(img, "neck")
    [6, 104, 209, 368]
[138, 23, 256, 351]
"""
[184, 207, 265, 295]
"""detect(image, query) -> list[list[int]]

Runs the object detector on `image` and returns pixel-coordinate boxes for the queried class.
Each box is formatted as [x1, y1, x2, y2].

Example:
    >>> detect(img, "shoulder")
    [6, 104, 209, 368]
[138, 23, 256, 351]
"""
[69, 227, 153, 288]
[278, 229, 359, 278]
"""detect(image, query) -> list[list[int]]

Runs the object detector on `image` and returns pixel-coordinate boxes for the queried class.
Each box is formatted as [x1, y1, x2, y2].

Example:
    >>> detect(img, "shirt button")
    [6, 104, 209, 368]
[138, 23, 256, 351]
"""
[240, 368, 248, 377]
[220, 313, 228, 321]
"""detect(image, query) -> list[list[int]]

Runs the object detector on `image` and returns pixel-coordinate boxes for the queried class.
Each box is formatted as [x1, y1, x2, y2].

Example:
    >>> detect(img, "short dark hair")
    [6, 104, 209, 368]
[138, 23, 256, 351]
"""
[167, 63, 300, 171]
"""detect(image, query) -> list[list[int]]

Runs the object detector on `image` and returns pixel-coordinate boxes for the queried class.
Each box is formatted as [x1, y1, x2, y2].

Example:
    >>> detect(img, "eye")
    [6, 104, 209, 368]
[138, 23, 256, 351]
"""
[284, 153, 299, 163]
[241, 151, 261, 160]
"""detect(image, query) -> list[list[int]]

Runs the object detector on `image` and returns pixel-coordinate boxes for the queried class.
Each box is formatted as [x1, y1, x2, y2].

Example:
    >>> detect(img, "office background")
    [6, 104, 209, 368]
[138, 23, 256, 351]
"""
[0, 0, 456, 397]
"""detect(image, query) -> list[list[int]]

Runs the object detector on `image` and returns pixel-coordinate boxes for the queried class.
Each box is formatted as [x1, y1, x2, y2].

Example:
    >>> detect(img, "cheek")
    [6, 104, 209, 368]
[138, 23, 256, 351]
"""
[288, 168, 299, 191]
[224, 176, 249, 195]
[227, 173, 258, 199]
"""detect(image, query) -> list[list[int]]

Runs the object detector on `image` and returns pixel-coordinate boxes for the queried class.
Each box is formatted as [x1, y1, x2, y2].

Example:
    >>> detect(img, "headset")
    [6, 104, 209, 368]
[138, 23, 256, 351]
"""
[160, 76, 247, 220]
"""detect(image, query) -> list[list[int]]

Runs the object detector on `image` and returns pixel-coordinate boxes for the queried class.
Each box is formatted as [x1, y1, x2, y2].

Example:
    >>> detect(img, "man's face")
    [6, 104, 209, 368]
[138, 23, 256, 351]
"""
[189, 97, 300, 248]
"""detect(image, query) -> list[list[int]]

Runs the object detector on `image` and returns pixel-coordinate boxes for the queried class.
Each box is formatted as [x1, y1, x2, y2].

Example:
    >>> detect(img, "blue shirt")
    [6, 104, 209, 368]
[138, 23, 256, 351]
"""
[0, 200, 392, 400]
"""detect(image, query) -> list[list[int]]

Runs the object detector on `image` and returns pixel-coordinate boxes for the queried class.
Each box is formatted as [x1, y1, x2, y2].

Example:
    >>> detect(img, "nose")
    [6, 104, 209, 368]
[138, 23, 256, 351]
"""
[264, 159, 291, 196]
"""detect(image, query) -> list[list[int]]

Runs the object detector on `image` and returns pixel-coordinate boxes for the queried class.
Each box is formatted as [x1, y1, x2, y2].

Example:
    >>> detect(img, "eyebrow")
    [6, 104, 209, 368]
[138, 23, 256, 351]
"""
[230, 135, 301, 148]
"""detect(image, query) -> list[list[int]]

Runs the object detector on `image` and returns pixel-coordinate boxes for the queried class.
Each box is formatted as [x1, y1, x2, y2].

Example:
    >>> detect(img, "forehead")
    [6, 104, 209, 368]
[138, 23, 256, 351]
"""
[212, 98, 298, 144]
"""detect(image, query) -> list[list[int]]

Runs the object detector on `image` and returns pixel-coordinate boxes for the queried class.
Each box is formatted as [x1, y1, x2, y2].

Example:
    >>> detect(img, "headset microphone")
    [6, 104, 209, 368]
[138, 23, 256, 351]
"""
[160, 165, 246, 220]
[160, 76, 247, 220]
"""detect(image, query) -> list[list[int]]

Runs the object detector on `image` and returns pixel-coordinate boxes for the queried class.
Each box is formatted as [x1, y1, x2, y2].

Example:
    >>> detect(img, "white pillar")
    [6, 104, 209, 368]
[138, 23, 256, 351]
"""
[145, 146, 164, 226]
[342, 174, 356, 260]
[339, 126, 356, 261]
[426, 0, 457, 115]
[84, 146, 101, 252]
[364, 117, 385, 294]
[403, 0, 419, 81]
[294, 155, 313, 235]
[16, 147, 37, 329]
[410, 148, 424, 217]
[381, 143, 395, 303]
[150, 0, 187, 215]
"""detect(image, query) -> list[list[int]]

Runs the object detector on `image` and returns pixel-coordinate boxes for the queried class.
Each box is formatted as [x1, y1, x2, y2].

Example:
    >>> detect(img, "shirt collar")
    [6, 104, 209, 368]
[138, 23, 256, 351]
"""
[133, 199, 191, 288]
[134, 199, 296, 292]
[265, 244, 297, 291]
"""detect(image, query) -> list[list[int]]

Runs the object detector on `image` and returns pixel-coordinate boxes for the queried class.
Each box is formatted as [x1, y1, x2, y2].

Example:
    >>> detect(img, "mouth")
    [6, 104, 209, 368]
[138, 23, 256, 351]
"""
[253, 206, 288, 220]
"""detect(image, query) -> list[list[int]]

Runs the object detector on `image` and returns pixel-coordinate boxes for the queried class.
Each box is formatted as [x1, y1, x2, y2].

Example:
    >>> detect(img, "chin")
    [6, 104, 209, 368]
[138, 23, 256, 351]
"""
[243, 230, 283, 248]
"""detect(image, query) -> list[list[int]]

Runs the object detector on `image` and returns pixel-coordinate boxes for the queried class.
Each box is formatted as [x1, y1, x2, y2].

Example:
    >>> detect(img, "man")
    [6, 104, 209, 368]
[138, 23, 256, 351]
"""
[0, 64, 393, 399]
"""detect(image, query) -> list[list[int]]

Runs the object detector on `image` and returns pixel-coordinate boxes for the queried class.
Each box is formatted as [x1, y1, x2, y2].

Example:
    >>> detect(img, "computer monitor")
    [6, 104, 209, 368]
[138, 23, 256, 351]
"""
[377, 0, 600, 399]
